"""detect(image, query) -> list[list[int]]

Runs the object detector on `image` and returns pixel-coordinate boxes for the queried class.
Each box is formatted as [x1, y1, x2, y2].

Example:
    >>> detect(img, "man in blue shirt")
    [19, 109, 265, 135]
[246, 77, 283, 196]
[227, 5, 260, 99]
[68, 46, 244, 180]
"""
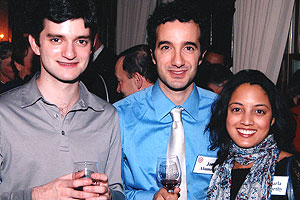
[114, 1, 217, 199]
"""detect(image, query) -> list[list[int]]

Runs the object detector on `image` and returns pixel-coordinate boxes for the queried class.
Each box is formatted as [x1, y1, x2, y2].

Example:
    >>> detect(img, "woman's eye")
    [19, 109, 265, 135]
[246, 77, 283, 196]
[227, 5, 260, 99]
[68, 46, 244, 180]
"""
[231, 107, 241, 112]
[256, 109, 265, 115]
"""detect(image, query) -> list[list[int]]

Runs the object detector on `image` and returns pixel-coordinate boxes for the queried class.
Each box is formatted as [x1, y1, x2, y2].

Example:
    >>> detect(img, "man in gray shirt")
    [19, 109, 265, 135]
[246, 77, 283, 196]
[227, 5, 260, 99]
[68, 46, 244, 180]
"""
[0, 0, 124, 199]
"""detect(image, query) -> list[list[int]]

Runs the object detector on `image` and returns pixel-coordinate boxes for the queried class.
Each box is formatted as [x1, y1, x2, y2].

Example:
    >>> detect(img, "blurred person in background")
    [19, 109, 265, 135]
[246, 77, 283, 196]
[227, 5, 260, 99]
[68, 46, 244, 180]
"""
[287, 69, 300, 152]
[0, 43, 14, 88]
[196, 63, 233, 94]
[115, 44, 157, 97]
[0, 35, 39, 93]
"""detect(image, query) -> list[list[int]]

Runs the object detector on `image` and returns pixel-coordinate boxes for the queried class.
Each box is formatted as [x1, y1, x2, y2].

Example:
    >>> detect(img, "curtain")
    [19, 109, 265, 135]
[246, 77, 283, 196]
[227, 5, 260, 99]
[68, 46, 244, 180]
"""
[116, 0, 157, 54]
[233, 0, 294, 83]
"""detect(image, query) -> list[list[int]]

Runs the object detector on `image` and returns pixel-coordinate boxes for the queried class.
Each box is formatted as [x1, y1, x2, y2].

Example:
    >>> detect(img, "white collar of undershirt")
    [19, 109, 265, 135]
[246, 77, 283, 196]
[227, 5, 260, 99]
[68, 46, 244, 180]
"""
[93, 44, 104, 61]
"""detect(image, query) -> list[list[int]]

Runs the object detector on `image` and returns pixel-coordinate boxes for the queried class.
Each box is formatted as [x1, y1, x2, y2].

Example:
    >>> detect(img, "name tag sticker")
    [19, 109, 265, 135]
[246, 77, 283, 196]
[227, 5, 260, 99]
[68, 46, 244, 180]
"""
[193, 155, 216, 174]
[271, 176, 289, 195]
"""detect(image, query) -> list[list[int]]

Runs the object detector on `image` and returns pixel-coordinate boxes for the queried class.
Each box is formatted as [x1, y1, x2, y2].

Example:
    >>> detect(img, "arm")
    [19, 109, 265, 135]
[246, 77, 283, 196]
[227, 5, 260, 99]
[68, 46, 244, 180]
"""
[103, 110, 125, 200]
[31, 173, 102, 200]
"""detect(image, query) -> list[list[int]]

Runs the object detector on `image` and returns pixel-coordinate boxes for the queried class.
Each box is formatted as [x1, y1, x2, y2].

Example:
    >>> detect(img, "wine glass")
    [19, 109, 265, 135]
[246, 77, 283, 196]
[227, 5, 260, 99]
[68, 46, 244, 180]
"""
[156, 155, 181, 192]
[73, 161, 98, 191]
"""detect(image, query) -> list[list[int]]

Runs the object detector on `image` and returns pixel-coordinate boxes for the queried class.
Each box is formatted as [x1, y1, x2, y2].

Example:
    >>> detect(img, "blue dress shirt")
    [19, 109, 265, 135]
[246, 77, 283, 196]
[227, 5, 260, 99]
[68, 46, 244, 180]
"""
[114, 81, 218, 200]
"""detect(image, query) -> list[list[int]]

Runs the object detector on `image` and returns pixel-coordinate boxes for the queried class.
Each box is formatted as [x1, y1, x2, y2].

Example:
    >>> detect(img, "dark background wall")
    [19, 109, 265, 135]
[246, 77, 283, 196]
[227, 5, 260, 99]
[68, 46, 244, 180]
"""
[7, 0, 234, 57]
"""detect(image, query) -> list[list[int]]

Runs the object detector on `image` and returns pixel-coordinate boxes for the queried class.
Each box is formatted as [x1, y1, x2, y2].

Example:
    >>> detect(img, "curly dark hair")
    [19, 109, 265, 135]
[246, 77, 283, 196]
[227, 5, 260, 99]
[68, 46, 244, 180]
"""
[119, 44, 158, 84]
[30, 0, 97, 47]
[146, 1, 209, 57]
[207, 69, 296, 169]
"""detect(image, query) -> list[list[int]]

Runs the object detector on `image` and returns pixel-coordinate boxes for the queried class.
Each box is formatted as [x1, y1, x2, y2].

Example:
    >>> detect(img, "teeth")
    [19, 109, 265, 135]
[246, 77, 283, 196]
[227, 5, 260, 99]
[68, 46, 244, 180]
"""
[172, 71, 184, 74]
[237, 129, 256, 135]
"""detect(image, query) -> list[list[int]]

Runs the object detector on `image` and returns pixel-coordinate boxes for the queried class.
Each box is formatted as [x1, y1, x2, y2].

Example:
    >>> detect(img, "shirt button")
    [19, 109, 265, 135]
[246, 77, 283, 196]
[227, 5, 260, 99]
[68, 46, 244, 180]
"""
[62, 131, 65, 135]
[54, 113, 59, 118]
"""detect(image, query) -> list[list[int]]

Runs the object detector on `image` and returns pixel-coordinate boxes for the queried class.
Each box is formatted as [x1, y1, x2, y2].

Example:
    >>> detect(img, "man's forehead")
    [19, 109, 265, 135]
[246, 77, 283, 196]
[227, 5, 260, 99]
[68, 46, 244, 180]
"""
[42, 18, 90, 34]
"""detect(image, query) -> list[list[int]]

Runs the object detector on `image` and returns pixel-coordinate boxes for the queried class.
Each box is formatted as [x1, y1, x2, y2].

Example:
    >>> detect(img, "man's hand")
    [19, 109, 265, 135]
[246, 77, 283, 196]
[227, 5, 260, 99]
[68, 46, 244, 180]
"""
[84, 172, 112, 200]
[153, 187, 180, 200]
[32, 173, 112, 200]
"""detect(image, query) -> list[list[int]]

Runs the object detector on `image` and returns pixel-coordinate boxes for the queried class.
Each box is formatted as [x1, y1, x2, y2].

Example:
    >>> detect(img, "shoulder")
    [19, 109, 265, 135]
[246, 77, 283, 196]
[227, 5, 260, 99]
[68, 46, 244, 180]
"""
[114, 86, 152, 109]
[276, 152, 300, 172]
[0, 84, 25, 107]
[196, 86, 218, 106]
[113, 87, 153, 119]
[87, 90, 117, 114]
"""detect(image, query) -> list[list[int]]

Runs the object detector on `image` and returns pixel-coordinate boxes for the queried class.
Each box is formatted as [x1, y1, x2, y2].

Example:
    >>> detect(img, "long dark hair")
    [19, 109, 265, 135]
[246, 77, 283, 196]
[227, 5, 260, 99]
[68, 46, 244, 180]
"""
[207, 69, 296, 168]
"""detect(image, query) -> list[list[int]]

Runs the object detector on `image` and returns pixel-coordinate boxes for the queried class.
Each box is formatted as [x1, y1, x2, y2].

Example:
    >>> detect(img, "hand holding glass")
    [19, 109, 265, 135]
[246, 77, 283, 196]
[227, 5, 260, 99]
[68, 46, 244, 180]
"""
[73, 161, 98, 191]
[156, 155, 181, 192]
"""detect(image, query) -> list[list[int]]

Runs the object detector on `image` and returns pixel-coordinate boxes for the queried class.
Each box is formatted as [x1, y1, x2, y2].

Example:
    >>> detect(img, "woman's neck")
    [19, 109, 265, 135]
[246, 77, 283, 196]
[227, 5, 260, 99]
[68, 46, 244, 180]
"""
[233, 162, 253, 169]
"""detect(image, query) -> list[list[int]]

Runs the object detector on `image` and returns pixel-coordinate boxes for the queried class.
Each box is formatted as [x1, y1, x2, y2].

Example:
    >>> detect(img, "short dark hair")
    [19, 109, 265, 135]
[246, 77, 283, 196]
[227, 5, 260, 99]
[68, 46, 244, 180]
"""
[30, 0, 97, 46]
[119, 44, 157, 84]
[207, 69, 296, 168]
[146, 1, 209, 56]
[197, 63, 233, 90]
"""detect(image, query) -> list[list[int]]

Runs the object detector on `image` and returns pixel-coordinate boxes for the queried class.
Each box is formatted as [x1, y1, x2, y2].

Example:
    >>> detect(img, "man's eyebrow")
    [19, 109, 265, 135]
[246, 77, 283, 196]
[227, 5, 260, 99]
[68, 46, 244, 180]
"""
[47, 33, 63, 38]
[46, 34, 90, 40]
[185, 41, 198, 48]
[157, 41, 171, 47]
[157, 41, 198, 48]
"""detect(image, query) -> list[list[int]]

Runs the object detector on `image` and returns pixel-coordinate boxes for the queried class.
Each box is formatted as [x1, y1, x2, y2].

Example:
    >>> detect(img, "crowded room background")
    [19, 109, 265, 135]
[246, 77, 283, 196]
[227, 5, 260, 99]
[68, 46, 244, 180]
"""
[0, 0, 299, 199]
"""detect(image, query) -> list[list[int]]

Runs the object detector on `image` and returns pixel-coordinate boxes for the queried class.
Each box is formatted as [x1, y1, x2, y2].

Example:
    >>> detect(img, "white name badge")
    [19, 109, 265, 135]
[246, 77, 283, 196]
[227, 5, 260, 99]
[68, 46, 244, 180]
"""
[271, 176, 289, 195]
[193, 155, 217, 174]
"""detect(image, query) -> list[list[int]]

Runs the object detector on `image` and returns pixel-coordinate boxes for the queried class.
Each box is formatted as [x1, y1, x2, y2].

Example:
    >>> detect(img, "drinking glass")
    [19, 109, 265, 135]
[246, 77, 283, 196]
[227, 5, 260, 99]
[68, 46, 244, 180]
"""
[73, 161, 98, 191]
[156, 155, 181, 192]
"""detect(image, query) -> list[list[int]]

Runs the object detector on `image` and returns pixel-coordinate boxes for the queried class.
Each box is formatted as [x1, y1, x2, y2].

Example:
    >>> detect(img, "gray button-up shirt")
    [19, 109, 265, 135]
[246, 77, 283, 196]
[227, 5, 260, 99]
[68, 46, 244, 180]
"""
[0, 74, 124, 199]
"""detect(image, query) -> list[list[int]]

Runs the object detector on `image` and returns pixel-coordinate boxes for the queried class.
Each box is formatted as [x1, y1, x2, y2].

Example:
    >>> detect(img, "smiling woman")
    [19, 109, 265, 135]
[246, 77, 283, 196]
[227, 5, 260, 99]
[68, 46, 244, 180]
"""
[206, 69, 300, 200]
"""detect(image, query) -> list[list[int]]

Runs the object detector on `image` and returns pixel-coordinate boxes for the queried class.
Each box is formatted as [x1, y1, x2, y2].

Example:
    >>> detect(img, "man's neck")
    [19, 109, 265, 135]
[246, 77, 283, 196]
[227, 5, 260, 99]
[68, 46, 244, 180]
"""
[158, 81, 194, 106]
[36, 73, 80, 117]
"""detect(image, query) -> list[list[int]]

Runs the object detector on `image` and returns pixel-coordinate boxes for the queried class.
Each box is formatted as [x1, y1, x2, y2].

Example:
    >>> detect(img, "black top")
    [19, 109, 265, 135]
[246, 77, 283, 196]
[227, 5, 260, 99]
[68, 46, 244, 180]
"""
[80, 47, 122, 103]
[230, 154, 300, 200]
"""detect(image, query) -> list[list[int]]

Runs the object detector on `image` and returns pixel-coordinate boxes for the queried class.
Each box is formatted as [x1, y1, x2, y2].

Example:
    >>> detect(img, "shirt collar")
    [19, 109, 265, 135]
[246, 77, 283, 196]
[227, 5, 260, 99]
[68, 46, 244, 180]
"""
[93, 44, 104, 61]
[21, 73, 104, 111]
[152, 80, 199, 121]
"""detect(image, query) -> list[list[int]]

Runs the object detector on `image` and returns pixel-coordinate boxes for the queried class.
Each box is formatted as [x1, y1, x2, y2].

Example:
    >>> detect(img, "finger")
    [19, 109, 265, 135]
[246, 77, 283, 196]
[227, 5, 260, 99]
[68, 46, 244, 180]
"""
[71, 189, 100, 199]
[73, 170, 86, 179]
[71, 178, 94, 189]
[85, 194, 109, 200]
[173, 187, 180, 194]
[83, 184, 109, 195]
[91, 173, 108, 182]
[59, 173, 73, 180]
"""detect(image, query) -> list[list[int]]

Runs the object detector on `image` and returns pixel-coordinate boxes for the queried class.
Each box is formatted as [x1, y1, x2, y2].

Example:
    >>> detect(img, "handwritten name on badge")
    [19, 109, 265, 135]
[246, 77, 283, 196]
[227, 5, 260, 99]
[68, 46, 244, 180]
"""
[193, 155, 217, 174]
[271, 176, 289, 195]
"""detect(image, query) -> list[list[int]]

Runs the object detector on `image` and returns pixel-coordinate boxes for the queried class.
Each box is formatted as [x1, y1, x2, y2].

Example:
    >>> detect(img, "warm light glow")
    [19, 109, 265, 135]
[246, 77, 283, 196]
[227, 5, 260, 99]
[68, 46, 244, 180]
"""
[0, 34, 4, 39]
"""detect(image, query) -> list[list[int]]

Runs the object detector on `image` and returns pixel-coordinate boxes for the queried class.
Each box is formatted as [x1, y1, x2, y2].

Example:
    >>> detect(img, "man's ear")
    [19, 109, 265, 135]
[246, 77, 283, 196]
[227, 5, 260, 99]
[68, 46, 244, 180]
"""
[271, 117, 275, 127]
[133, 72, 143, 89]
[14, 61, 23, 72]
[150, 49, 156, 65]
[198, 50, 207, 65]
[28, 35, 40, 56]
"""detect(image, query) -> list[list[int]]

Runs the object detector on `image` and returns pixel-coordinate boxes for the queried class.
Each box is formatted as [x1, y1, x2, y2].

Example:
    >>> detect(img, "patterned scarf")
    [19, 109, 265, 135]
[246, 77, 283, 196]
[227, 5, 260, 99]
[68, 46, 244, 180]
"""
[207, 134, 279, 200]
